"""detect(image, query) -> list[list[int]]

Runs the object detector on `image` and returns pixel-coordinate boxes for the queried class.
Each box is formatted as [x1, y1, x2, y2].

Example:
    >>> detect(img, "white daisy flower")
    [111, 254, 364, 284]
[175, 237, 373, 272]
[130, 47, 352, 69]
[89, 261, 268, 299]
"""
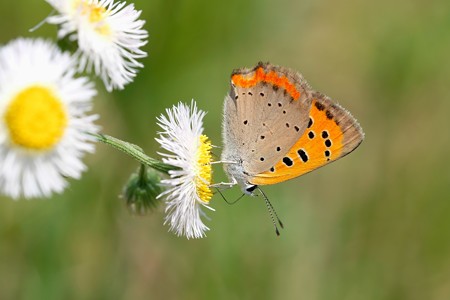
[156, 101, 214, 239]
[0, 38, 99, 199]
[45, 0, 148, 91]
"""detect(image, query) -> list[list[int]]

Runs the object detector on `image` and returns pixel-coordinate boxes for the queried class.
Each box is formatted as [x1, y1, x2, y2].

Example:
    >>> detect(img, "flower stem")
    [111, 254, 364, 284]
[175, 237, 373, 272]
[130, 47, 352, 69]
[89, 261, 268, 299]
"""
[91, 133, 177, 174]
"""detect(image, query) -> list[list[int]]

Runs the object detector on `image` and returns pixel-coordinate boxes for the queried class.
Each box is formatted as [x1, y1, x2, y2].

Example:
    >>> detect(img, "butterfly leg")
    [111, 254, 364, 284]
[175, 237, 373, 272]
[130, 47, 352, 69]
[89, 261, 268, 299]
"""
[209, 160, 239, 189]
[209, 177, 237, 189]
[209, 161, 238, 165]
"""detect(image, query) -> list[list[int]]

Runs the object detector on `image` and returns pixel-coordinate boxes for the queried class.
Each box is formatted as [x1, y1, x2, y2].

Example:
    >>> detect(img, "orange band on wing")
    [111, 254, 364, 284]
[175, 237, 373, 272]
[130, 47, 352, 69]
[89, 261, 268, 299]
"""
[232, 67, 301, 100]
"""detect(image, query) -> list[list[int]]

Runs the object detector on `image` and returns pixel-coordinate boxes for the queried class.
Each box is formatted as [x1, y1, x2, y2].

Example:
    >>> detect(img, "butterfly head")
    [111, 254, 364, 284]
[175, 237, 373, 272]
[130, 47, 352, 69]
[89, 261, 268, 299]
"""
[222, 159, 257, 195]
[244, 184, 258, 195]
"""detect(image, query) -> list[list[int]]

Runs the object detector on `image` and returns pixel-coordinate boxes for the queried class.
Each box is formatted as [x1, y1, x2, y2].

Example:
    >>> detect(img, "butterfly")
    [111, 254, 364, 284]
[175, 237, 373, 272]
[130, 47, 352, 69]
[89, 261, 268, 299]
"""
[221, 62, 364, 194]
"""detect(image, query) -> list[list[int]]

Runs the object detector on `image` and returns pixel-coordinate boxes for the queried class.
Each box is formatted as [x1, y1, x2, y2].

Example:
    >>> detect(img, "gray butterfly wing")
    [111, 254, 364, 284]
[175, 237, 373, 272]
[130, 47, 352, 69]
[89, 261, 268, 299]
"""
[222, 62, 312, 175]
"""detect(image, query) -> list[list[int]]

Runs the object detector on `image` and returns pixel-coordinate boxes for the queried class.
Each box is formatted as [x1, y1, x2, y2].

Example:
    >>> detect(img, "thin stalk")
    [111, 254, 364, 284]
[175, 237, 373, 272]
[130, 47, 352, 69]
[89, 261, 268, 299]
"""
[91, 133, 177, 174]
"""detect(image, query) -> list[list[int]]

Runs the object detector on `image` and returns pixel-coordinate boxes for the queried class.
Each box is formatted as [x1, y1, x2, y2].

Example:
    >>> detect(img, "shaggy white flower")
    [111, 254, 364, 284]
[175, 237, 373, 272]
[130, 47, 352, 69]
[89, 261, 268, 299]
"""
[45, 0, 148, 91]
[156, 101, 214, 239]
[0, 38, 99, 199]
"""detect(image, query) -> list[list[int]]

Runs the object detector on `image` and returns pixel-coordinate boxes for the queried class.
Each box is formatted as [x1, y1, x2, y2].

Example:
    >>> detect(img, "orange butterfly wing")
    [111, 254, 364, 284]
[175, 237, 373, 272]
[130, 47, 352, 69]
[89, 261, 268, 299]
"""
[249, 93, 364, 185]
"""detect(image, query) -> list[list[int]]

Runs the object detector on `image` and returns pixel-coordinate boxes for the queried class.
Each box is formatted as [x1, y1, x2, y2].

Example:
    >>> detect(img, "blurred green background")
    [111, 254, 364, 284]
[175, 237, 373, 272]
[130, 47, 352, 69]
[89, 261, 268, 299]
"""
[1, 0, 450, 299]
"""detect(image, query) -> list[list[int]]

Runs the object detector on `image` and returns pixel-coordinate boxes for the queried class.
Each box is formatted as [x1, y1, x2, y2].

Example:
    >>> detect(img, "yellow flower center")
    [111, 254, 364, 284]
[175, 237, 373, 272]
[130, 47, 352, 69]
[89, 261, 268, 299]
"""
[195, 135, 213, 203]
[4, 86, 68, 150]
[76, 0, 111, 36]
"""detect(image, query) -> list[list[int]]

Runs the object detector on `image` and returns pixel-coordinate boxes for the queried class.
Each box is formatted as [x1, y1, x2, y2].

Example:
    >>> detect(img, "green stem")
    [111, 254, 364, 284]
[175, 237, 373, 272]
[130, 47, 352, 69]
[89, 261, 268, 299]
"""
[138, 163, 147, 184]
[91, 133, 177, 174]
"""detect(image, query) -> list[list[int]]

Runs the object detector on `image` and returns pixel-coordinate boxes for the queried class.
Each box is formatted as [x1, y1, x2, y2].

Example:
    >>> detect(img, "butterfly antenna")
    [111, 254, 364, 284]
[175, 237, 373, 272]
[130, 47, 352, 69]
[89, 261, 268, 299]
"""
[257, 187, 284, 236]
[214, 187, 245, 205]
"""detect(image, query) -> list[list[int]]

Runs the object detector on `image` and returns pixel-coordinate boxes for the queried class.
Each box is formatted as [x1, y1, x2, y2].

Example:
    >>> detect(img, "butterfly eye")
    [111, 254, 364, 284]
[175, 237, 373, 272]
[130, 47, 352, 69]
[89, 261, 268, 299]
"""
[246, 185, 257, 193]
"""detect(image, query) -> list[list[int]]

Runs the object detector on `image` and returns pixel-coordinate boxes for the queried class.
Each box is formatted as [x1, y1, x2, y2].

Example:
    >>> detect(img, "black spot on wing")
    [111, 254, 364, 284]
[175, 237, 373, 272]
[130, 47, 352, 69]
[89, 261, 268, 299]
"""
[315, 102, 325, 111]
[282, 157, 293, 167]
[297, 149, 308, 163]
[326, 110, 334, 119]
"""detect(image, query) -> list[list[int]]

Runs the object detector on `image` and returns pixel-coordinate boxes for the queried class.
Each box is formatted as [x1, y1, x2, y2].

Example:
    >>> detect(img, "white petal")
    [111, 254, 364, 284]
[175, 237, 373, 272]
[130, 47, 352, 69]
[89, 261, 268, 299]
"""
[156, 101, 212, 239]
[0, 38, 99, 199]
[45, 0, 148, 91]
